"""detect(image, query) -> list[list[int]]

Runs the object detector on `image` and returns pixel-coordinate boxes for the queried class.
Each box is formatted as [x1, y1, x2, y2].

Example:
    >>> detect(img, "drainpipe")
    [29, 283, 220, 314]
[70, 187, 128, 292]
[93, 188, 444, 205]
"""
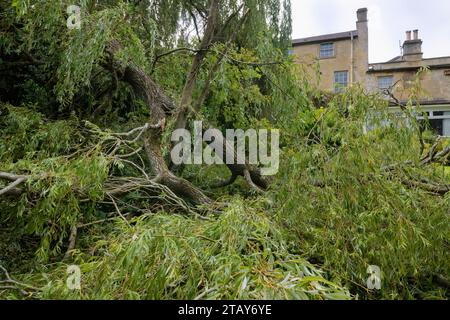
[350, 31, 354, 85]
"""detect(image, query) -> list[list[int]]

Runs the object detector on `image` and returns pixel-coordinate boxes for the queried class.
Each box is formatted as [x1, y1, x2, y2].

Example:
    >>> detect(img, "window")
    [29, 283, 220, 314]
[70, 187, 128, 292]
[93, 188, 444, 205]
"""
[417, 110, 450, 136]
[320, 43, 334, 58]
[334, 71, 348, 93]
[378, 76, 394, 90]
[444, 112, 450, 136]
[368, 109, 450, 137]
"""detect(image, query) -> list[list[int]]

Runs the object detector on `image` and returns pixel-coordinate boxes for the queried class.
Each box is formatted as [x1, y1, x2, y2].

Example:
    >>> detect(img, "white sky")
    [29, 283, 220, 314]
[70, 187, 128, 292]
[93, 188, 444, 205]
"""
[291, 0, 450, 63]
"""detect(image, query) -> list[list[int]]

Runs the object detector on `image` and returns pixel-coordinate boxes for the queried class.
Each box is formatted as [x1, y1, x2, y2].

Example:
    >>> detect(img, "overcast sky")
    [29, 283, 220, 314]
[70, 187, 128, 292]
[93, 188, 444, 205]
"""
[291, 0, 450, 63]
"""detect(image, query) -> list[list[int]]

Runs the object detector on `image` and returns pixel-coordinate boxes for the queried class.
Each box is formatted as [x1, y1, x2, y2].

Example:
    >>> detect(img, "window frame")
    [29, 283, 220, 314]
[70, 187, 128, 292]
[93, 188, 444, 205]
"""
[377, 76, 394, 90]
[366, 107, 450, 137]
[334, 70, 348, 93]
[417, 110, 450, 136]
[319, 42, 335, 59]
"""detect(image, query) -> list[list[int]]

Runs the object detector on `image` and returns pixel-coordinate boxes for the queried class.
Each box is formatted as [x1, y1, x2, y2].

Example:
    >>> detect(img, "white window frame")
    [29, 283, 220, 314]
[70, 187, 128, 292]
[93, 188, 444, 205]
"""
[416, 110, 450, 137]
[388, 105, 450, 137]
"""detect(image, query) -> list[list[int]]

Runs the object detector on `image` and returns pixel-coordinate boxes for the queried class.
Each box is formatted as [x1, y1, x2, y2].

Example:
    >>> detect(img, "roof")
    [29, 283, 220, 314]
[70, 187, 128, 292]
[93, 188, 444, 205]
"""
[292, 30, 358, 46]
[372, 55, 450, 66]
[368, 55, 450, 73]
[368, 65, 450, 73]
[389, 99, 450, 107]
[386, 56, 402, 63]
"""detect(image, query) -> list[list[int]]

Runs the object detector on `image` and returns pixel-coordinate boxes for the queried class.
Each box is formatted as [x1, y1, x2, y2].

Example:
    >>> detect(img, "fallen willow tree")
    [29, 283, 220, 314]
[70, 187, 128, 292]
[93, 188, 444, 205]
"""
[1, 0, 288, 258]
[1, 0, 449, 300]
[0, 104, 351, 299]
[1, 0, 274, 202]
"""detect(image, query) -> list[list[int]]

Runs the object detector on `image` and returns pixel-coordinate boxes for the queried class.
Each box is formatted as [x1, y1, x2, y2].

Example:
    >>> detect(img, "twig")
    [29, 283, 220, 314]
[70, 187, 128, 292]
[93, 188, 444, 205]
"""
[216, 49, 284, 67]
[0, 172, 28, 196]
[433, 146, 450, 162]
[0, 285, 28, 296]
[421, 137, 442, 164]
[116, 147, 143, 159]
[107, 193, 131, 227]
[151, 47, 205, 73]
[64, 225, 78, 260]
[192, 9, 251, 116]
[104, 177, 195, 213]
[109, 120, 164, 142]
[400, 177, 450, 196]
[383, 87, 425, 157]
[0, 172, 28, 181]
[113, 157, 150, 180]
[0, 265, 40, 296]
[77, 213, 132, 228]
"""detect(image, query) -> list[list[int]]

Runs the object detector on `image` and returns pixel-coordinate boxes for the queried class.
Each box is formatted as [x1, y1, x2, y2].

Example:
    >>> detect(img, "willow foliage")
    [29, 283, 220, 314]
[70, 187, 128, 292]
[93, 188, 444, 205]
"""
[23, 199, 350, 300]
[273, 86, 450, 299]
[0, 105, 111, 260]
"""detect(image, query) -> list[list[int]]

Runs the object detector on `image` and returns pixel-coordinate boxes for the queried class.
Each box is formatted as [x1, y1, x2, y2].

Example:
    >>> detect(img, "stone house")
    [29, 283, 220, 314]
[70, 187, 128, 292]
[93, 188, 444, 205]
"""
[291, 8, 450, 136]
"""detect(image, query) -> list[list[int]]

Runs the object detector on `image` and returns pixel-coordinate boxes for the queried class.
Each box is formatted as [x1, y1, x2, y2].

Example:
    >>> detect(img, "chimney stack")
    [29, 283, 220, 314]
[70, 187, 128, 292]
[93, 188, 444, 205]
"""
[403, 29, 423, 61]
[357, 8, 368, 22]
[406, 31, 411, 41]
[355, 8, 369, 86]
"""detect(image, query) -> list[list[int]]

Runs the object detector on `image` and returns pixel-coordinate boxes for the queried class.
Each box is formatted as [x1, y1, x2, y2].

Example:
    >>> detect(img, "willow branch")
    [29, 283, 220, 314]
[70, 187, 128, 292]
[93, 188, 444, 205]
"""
[0, 172, 28, 196]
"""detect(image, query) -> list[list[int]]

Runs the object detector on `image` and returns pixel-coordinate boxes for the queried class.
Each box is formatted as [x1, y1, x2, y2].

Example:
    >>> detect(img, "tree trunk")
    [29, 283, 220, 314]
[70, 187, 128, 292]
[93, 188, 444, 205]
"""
[107, 41, 211, 206]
